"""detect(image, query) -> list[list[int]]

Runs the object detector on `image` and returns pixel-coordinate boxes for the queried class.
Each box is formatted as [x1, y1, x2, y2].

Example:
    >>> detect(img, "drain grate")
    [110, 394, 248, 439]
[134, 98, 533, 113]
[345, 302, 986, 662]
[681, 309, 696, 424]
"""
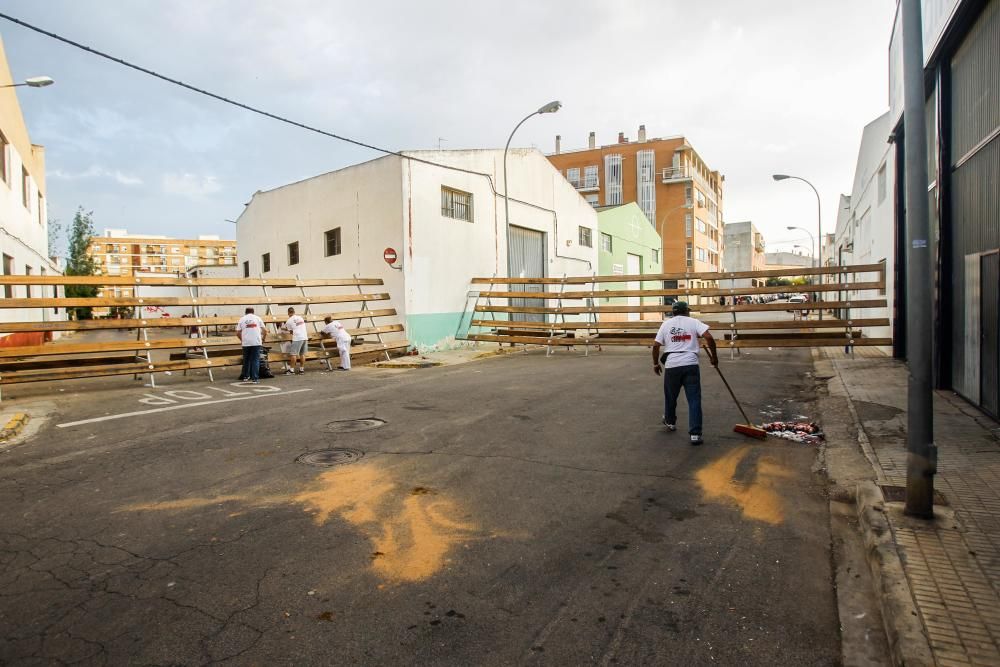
[325, 418, 386, 433]
[297, 448, 365, 467]
[879, 484, 949, 506]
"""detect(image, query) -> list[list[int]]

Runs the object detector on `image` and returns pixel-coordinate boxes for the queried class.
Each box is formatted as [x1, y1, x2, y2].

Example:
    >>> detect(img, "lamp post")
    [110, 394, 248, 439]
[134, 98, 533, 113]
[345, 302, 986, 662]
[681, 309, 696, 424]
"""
[0, 76, 54, 89]
[503, 101, 561, 277]
[787, 226, 816, 272]
[777, 174, 822, 317]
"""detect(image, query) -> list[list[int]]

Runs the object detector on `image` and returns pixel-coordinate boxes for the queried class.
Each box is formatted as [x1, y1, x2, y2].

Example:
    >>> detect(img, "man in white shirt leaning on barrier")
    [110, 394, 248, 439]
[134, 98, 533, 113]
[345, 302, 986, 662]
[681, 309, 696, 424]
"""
[283, 307, 309, 375]
[321, 316, 353, 371]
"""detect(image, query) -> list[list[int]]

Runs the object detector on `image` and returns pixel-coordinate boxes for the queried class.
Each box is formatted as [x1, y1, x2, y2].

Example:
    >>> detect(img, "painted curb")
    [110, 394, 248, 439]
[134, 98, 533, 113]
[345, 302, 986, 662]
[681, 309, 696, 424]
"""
[856, 481, 935, 666]
[0, 412, 29, 441]
[373, 360, 443, 369]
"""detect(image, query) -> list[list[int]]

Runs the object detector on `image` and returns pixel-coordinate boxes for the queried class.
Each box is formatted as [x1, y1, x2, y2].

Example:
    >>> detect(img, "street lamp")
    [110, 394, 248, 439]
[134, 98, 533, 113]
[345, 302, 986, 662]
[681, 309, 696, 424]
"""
[776, 174, 823, 318]
[503, 101, 561, 276]
[787, 226, 816, 270]
[0, 76, 54, 89]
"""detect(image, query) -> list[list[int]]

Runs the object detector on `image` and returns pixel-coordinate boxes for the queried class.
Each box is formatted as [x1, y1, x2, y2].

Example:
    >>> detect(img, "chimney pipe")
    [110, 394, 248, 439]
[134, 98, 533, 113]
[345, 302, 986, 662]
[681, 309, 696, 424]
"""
[555, 135, 561, 154]
[588, 132, 596, 149]
[638, 124, 647, 142]
[618, 132, 626, 144]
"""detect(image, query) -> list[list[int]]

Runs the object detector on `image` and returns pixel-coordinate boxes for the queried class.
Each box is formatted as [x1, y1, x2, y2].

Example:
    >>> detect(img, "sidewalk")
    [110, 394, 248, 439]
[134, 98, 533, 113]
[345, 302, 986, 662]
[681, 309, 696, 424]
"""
[817, 348, 1000, 666]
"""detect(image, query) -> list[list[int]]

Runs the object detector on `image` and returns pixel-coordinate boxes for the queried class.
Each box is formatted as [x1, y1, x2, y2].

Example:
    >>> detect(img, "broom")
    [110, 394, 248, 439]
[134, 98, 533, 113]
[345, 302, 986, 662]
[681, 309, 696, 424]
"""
[711, 363, 767, 440]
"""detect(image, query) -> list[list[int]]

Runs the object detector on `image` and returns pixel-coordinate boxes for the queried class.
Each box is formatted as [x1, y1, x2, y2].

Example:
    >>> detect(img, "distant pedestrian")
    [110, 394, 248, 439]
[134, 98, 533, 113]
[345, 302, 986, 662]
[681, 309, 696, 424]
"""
[652, 301, 718, 445]
[283, 307, 309, 375]
[322, 316, 352, 370]
[236, 307, 266, 383]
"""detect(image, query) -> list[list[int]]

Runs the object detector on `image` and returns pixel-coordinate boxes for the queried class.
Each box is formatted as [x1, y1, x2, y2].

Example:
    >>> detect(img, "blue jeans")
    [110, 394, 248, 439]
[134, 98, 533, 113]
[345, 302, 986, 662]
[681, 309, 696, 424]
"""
[241, 345, 261, 381]
[664, 364, 702, 435]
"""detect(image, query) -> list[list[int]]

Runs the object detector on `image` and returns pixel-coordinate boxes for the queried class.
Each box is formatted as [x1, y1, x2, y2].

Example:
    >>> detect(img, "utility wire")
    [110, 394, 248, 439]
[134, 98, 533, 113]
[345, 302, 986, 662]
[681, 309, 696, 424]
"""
[0, 12, 488, 177]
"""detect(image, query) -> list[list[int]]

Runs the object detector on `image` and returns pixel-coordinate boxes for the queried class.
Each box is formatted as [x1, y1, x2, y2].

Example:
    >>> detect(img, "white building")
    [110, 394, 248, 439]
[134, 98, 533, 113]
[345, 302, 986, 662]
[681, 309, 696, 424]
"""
[0, 36, 63, 346]
[833, 111, 895, 345]
[235, 148, 599, 349]
[722, 221, 766, 288]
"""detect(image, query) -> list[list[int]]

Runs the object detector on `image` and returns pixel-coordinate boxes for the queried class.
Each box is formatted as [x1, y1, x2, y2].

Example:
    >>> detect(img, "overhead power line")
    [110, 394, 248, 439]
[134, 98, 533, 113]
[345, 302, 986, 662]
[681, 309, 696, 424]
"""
[0, 11, 523, 185]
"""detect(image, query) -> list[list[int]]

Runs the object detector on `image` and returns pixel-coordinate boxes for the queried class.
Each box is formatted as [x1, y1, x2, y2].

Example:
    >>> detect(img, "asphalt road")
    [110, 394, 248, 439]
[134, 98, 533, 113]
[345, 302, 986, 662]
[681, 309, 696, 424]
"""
[0, 347, 839, 665]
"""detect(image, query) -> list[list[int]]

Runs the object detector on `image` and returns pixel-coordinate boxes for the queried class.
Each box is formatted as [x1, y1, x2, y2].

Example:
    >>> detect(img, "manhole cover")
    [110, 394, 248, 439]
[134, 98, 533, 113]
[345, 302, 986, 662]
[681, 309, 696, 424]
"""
[326, 418, 386, 433]
[297, 448, 365, 467]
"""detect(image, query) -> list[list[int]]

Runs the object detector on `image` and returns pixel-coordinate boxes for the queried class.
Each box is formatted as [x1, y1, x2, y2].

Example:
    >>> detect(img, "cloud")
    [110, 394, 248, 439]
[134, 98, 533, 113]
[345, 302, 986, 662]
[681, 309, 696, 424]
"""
[162, 172, 222, 198]
[49, 165, 143, 186]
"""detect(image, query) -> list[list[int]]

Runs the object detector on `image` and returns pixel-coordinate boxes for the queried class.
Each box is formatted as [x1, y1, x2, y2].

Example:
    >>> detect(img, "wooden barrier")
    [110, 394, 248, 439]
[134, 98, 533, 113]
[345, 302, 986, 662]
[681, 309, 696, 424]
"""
[0, 274, 407, 393]
[459, 264, 890, 353]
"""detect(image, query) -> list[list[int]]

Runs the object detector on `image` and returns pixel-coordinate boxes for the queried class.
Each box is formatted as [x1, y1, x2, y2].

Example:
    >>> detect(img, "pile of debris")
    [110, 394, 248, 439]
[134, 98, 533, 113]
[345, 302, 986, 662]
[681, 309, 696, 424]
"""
[761, 421, 824, 445]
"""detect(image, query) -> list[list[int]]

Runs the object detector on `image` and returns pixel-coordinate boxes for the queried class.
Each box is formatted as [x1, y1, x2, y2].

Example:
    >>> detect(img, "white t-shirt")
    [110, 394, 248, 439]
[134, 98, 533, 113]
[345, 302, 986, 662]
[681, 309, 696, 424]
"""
[284, 315, 308, 341]
[322, 321, 351, 344]
[654, 315, 710, 369]
[236, 313, 265, 347]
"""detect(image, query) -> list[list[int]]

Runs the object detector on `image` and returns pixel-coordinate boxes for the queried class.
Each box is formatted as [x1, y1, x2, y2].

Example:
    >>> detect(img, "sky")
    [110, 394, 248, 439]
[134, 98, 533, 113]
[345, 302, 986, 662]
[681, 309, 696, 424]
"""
[2, 0, 898, 258]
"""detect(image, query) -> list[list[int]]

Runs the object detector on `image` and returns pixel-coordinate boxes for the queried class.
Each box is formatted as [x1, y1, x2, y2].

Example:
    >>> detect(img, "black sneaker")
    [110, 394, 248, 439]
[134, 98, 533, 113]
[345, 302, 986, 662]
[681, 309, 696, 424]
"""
[663, 419, 677, 432]
[690, 435, 704, 446]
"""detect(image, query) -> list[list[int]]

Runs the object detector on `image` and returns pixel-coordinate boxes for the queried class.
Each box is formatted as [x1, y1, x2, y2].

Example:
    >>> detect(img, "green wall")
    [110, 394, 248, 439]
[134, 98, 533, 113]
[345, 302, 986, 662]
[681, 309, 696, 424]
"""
[596, 203, 663, 302]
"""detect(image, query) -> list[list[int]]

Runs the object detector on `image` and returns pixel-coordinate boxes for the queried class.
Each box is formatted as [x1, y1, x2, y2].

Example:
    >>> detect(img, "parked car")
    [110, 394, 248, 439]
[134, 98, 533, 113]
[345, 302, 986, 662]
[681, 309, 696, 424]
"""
[787, 294, 808, 304]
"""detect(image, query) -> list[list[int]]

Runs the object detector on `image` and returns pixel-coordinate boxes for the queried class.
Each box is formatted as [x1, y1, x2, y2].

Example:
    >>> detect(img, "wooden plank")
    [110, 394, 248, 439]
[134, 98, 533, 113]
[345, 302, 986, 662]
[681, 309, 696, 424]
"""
[469, 318, 891, 331]
[0, 275, 384, 287]
[482, 281, 885, 300]
[470, 263, 886, 285]
[0, 325, 406, 359]
[475, 299, 888, 315]
[0, 309, 399, 333]
[0, 292, 391, 309]
[0, 340, 410, 385]
[465, 333, 893, 348]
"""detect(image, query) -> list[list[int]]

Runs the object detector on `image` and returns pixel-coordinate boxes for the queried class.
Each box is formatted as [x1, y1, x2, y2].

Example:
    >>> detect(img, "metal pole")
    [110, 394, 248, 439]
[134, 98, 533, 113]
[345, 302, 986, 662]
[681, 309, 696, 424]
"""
[901, 0, 935, 518]
[503, 111, 538, 277]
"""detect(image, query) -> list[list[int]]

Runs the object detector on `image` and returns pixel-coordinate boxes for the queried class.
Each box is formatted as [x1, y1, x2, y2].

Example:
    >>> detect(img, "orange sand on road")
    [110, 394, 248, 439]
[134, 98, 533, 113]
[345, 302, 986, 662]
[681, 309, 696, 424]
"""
[695, 446, 791, 525]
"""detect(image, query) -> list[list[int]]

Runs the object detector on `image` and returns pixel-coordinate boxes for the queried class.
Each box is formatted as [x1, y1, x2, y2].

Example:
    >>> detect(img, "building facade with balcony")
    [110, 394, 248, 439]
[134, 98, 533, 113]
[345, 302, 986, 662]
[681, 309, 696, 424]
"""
[0, 36, 65, 346]
[88, 229, 237, 281]
[547, 126, 725, 289]
[722, 221, 766, 288]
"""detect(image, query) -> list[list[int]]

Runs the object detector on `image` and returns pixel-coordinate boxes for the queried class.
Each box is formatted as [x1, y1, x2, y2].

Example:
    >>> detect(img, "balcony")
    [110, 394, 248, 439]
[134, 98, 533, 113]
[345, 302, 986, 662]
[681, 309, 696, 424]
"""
[661, 165, 692, 182]
[569, 176, 600, 192]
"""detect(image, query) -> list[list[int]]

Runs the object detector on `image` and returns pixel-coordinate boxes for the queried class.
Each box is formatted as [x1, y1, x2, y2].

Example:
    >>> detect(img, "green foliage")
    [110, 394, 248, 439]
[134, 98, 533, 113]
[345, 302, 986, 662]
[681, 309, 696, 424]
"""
[765, 276, 809, 287]
[46, 218, 62, 258]
[64, 207, 98, 320]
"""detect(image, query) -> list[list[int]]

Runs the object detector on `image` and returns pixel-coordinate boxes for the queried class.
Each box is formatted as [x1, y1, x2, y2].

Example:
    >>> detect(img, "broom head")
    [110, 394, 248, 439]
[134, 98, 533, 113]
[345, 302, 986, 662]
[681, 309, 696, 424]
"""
[733, 423, 768, 440]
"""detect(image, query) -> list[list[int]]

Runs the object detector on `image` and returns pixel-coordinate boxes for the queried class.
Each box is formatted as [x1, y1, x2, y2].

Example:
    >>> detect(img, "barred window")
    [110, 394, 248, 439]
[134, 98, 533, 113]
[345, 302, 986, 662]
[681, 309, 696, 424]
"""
[441, 186, 473, 222]
[578, 226, 592, 248]
[600, 233, 613, 253]
[325, 228, 342, 257]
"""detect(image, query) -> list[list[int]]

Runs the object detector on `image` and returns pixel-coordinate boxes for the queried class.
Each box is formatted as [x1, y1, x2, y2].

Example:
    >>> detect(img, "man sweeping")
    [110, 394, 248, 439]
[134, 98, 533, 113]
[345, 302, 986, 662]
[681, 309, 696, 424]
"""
[652, 301, 718, 445]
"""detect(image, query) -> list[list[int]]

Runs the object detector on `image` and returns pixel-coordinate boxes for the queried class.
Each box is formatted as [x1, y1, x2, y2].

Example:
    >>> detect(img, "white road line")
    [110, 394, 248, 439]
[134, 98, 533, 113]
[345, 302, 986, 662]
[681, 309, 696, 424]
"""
[56, 388, 313, 428]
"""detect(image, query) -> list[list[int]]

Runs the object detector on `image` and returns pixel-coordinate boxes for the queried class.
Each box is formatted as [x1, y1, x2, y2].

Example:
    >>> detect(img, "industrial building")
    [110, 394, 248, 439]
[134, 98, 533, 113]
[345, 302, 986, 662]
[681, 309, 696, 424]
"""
[723, 221, 767, 288]
[234, 149, 598, 349]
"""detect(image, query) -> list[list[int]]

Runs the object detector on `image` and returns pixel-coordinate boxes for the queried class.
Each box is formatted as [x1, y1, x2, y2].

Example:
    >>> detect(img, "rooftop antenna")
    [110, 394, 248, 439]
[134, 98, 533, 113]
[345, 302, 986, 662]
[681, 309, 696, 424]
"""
[437, 137, 447, 150]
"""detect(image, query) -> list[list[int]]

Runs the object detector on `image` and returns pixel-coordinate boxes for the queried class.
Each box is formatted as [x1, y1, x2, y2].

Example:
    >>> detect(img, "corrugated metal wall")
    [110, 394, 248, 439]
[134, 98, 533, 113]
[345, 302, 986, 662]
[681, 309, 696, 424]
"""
[508, 225, 546, 323]
[948, 0, 1000, 409]
[982, 253, 999, 416]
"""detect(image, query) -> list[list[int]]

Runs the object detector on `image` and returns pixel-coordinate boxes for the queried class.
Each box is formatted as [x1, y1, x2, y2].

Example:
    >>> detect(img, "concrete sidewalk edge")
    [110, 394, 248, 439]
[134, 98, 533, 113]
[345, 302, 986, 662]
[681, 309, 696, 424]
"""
[856, 479, 935, 666]
[0, 412, 29, 442]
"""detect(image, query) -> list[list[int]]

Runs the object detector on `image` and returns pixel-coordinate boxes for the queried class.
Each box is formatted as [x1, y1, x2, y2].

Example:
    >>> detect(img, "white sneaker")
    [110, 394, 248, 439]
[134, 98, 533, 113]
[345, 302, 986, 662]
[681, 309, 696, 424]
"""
[690, 435, 704, 446]
[663, 420, 677, 431]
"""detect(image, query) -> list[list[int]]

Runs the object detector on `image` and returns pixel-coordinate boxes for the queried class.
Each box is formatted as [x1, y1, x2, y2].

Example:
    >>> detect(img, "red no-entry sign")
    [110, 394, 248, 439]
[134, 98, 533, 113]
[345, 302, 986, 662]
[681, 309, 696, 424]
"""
[383, 247, 398, 265]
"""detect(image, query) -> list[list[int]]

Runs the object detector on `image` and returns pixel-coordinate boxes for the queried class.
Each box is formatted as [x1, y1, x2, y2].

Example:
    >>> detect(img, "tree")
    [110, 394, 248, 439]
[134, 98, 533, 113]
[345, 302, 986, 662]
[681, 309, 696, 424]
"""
[46, 218, 62, 260]
[64, 208, 98, 320]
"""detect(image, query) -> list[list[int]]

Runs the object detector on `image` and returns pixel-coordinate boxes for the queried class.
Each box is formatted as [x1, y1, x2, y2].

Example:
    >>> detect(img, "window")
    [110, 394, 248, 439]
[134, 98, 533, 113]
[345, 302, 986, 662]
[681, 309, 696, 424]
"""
[189, 247, 198, 257]
[0, 130, 7, 184]
[566, 167, 580, 187]
[242, 260, 250, 278]
[685, 243, 692, 268]
[287, 241, 299, 265]
[879, 258, 887, 295]
[695, 189, 707, 208]
[37, 194, 44, 225]
[696, 218, 707, 234]
[600, 232, 613, 253]
[24, 266, 32, 298]
[877, 163, 887, 204]
[171, 245, 181, 253]
[652, 249, 660, 265]
[578, 226, 592, 248]
[2, 254, 12, 298]
[685, 184, 692, 205]
[261, 252, 271, 273]
[583, 165, 599, 188]
[325, 228, 342, 257]
[441, 186, 474, 222]
[697, 247, 707, 262]
[685, 215, 693, 237]
[585, 194, 599, 207]
[604, 154, 623, 205]
[22, 167, 30, 209]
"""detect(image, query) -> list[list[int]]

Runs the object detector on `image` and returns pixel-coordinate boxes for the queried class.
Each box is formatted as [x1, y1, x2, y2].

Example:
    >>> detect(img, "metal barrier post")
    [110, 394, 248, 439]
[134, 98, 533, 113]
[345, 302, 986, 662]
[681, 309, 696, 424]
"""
[353, 274, 391, 361]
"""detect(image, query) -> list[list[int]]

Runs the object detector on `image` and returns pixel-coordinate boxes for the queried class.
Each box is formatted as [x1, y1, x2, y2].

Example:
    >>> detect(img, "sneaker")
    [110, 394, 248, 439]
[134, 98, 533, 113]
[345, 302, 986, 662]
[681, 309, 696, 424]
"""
[252, 380, 260, 384]
[284, 369, 294, 375]
[690, 435, 704, 446]
[663, 420, 677, 432]
[296, 368, 305, 375]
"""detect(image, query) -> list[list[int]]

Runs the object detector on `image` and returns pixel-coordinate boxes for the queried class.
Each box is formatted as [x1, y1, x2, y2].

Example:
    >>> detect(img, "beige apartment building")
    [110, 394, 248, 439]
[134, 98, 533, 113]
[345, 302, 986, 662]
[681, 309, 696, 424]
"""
[547, 126, 725, 289]
[89, 229, 236, 278]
